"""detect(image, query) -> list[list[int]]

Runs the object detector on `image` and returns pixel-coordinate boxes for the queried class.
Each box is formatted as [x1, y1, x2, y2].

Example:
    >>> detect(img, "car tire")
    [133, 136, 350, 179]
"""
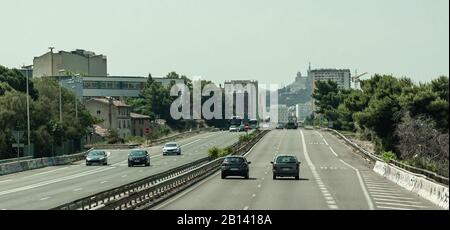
[273, 174, 276, 180]
[295, 175, 300, 180]
[146, 162, 150, 167]
[245, 173, 249, 179]
[86, 163, 90, 166]
[221, 173, 226, 179]
[128, 163, 132, 167]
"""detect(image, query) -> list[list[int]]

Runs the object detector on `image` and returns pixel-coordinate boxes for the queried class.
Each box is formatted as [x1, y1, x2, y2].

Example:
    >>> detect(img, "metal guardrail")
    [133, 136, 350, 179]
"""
[0, 156, 33, 165]
[50, 156, 211, 210]
[324, 128, 383, 162]
[51, 130, 269, 210]
[325, 128, 449, 185]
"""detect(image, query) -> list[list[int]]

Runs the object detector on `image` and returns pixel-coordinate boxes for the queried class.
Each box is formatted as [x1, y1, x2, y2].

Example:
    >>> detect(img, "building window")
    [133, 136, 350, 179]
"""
[97, 110, 101, 115]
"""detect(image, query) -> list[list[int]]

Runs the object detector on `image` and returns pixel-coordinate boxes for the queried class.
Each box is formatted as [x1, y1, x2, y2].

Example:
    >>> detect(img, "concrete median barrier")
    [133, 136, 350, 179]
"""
[374, 161, 449, 209]
[0, 149, 92, 176]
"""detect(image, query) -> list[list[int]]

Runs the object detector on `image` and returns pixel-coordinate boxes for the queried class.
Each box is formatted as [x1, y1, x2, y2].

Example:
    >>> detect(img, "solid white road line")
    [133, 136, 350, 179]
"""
[23, 167, 69, 178]
[373, 198, 423, 204]
[370, 194, 415, 200]
[369, 191, 403, 196]
[182, 139, 202, 147]
[315, 131, 330, 146]
[338, 158, 374, 210]
[376, 206, 413, 210]
[367, 188, 399, 193]
[0, 167, 114, 196]
[0, 180, 12, 184]
[328, 147, 338, 157]
[374, 201, 429, 208]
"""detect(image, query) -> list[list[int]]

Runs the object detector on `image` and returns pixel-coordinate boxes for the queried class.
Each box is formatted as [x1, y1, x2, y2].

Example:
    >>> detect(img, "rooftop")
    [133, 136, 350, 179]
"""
[309, 69, 351, 73]
[87, 97, 130, 107]
[130, 112, 151, 119]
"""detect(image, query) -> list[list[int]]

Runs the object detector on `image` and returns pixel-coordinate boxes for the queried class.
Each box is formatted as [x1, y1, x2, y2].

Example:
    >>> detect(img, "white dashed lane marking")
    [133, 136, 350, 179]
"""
[39, 197, 50, 201]
[74, 188, 83, 192]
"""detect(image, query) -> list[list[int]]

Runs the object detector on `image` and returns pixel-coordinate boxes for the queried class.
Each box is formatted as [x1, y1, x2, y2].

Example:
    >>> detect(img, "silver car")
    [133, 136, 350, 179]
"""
[163, 142, 181, 155]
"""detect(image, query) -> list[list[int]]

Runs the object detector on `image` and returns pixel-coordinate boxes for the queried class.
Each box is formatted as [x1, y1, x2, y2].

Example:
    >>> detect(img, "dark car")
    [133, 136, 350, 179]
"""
[271, 154, 300, 180]
[221, 156, 251, 179]
[86, 150, 108, 166]
[238, 124, 246, 132]
[128, 149, 150, 167]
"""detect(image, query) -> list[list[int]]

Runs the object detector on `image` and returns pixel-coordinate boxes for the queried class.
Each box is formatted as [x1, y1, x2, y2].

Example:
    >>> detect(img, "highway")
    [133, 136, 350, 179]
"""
[153, 129, 441, 210]
[0, 131, 240, 210]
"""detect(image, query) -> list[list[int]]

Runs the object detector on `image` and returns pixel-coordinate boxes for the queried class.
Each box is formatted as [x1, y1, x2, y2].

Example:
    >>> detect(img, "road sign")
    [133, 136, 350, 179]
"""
[12, 144, 25, 148]
[144, 127, 151, 134]
[12, 130, 24, 143]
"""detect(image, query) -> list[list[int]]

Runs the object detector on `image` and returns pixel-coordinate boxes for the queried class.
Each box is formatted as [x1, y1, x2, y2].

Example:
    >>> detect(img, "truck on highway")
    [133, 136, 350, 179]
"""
[285, 115, 298, 129]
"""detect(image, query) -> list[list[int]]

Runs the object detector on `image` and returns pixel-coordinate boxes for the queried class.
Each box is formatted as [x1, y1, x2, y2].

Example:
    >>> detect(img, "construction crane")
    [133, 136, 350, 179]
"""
[352, 70, 368, 89]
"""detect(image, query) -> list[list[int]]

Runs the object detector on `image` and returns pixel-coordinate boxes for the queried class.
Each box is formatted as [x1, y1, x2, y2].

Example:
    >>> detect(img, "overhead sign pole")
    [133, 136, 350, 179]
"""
[12, 130, 24, 161]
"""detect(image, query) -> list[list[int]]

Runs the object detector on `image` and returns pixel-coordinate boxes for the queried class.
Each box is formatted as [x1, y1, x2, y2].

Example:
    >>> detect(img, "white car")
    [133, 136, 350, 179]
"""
[229, 125, 239, 132]
[163, 142, 181, 155]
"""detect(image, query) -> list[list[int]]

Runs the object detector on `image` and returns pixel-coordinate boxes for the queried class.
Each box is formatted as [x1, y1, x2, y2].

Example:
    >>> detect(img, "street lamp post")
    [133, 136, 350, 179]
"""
[25, 67, 31, 156]
[58, 70, 65, 123]
[67, 74, 81, 119]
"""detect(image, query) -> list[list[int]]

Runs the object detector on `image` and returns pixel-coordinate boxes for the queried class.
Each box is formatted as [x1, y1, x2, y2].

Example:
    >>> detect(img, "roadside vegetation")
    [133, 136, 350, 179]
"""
[0, 65, 100, 159]
[311, 74, 449, 177]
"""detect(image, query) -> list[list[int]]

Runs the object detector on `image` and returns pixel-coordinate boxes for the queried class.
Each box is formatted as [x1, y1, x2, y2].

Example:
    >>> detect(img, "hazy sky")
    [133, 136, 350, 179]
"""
[1, 0, 448, 85]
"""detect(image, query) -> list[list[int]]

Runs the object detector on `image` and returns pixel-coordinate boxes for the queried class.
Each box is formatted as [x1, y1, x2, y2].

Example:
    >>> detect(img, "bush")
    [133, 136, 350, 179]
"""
[223, 146, 234, 156]
[239, 132, 256, 143]
[208, 147, 221, 159]
[125, 136, 146, 144]
[382, 151, 397, 163]
[106, 129, 122, 144]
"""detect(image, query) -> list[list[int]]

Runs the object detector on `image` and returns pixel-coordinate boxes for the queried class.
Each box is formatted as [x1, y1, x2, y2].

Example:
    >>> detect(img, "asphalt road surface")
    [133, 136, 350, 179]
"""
[0, 131, 241, 210]
[153, 129, 441, 210]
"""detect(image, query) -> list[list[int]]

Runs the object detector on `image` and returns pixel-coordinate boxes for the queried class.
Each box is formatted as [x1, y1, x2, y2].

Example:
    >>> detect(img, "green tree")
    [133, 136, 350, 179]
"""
[128, 74, 173, 121]
[0, 65, 38, 99]
[353, 75, 412, 152]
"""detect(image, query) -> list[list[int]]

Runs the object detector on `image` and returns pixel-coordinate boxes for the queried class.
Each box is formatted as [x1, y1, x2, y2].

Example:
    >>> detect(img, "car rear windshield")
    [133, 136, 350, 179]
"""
[224, 157, 244, 164]
[276, 156, 297, 163]
[165, 143, 178, 147]
[88, 151, 105, 156]
[130, 151, 146, 156]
